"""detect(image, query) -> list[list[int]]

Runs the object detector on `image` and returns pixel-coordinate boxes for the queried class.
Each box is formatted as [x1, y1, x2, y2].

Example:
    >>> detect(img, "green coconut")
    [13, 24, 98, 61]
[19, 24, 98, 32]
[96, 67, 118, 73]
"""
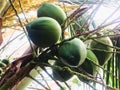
[26, 17, 62, 48]
[58, 38, 87, 67]
[37, 3, 67, 27]
[90, 37, 113, 66]
[78, 50, 99, 82]
[52, 61, 73, 82]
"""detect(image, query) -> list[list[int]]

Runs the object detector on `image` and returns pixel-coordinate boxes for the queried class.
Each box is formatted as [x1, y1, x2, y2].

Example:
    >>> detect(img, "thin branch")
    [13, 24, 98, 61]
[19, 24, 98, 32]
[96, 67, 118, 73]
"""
[41, 67, 64, 90]
[88, 0, 104, 26]
[36, 69, 51, 90]
[9, 0, 36, 56]
[18, 0, 29, 23]
[27, 75, 49, 90]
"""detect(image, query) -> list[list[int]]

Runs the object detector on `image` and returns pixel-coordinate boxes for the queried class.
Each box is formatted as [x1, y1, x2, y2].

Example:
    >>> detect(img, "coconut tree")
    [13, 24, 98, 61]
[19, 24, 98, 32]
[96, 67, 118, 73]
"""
[0, 0, 120, 90]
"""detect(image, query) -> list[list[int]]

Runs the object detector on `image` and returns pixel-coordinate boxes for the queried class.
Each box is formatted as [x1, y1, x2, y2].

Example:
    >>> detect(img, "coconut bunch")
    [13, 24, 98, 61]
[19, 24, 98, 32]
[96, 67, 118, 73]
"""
[26, 2, 114, 83]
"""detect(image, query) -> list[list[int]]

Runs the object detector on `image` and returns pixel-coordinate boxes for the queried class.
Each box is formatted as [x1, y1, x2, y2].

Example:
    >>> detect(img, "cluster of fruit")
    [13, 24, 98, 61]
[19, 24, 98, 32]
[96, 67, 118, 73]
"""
[26, 3, 113, 82]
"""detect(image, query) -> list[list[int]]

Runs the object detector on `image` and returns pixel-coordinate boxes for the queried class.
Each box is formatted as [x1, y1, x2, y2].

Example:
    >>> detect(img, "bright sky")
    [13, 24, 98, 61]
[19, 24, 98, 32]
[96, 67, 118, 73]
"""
[94, 5, 120, 27]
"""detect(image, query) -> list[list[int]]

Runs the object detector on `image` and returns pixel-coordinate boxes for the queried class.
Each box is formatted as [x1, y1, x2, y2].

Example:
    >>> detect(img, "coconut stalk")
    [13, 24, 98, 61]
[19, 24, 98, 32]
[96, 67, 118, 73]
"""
[12, 68, 42, 90]
[12, 46, 40, 90]
[0, 44, 57, 89]
[0, 45, 38, 89]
